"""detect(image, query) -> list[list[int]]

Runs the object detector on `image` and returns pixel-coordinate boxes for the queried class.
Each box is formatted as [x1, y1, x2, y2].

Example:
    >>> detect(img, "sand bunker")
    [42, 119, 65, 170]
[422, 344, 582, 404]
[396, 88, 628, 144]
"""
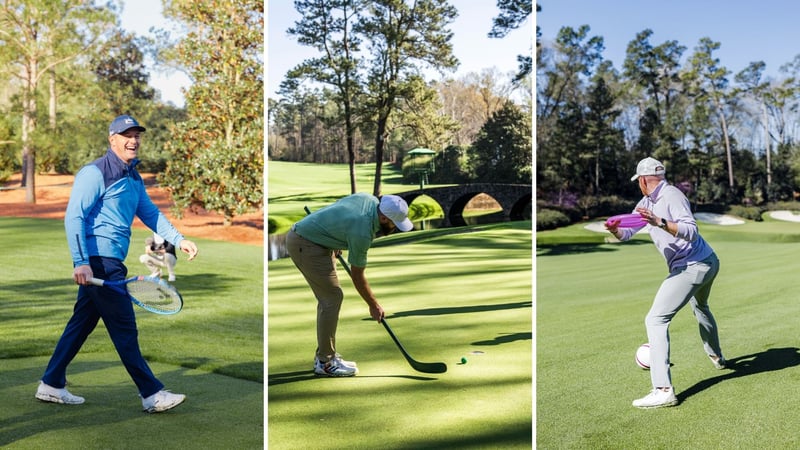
[769, 210, 800, 223]
[585, 212, 744, 234]
[693, 212, 745, 225]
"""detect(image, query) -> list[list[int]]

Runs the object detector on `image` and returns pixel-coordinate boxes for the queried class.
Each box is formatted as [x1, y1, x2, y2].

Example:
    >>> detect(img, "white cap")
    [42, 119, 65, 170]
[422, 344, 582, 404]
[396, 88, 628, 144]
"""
[379, 195, 414, 232]
[631, 157, 665, 181]
[153, 234, 165, 245]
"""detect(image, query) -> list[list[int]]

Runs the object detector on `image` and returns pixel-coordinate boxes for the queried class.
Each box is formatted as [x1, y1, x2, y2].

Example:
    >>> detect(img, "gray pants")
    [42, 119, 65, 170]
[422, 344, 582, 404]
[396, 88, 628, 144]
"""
[646, 253, 722, 389]
[286, 229, 343, 362]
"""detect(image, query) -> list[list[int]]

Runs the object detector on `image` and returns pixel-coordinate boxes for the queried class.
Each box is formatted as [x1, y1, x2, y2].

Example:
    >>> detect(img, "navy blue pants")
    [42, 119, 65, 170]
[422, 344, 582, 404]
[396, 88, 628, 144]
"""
[41, 257, 163, 398]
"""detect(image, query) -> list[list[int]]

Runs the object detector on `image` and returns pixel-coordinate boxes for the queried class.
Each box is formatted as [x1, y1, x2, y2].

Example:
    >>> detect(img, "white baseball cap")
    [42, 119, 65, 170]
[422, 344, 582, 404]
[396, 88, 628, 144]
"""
[379, 195, 414, 232]
[631, 157, 665, 181]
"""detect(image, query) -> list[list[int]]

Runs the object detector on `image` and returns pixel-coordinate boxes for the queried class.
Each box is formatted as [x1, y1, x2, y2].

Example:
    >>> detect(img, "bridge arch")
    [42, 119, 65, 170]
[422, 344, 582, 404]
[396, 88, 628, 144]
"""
[393, 183, 531, 227]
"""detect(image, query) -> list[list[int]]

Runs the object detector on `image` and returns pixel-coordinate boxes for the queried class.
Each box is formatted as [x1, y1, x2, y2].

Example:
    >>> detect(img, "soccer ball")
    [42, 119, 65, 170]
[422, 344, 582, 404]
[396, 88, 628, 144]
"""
[635, 343, 650, 370]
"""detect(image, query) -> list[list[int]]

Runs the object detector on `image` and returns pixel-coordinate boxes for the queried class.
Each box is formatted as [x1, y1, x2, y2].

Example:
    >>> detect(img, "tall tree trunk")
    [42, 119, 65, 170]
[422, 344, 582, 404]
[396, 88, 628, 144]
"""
[372, 117, 387, 196]
[346, 113, 356, 194]
[762, 102, 771, 186]
[715, 100, 734, 189]
[49, 67, 57, 129]
[23, 58, 38, 204]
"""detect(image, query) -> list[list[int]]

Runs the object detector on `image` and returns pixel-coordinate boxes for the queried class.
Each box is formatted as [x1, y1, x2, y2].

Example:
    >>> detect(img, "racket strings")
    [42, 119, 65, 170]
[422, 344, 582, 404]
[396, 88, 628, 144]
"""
[127, 280, 182, 313]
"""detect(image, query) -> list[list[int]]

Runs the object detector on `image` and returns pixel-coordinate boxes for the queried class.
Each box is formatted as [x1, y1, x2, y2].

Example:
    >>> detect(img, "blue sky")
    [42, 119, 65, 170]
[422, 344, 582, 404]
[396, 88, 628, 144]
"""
[120, 1, 532, 105]
[538, 0, 800, 80]
[268, 1, 533, 98]
[119, 0, 188, 107]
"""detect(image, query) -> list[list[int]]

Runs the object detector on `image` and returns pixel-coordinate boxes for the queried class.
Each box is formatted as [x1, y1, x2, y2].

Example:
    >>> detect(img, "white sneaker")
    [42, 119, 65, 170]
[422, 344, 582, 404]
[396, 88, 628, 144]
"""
[709, 355, 727, 369]
[314, 355, 357, 370]
[314, 356, 358, 377]
[142, 390, 186, 413]
[632, 387, 677, 408]
[35, 381, 85, 405]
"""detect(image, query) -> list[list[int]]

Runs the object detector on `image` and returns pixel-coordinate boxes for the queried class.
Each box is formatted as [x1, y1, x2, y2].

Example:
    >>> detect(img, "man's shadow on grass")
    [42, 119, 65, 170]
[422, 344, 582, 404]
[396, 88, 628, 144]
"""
[678, 347, 800, 403]
[267, 370, 439, 386]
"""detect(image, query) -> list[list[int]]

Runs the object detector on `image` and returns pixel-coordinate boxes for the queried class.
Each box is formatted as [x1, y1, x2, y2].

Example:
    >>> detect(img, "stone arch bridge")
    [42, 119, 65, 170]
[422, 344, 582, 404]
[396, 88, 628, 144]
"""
[393, 183, 532, 227]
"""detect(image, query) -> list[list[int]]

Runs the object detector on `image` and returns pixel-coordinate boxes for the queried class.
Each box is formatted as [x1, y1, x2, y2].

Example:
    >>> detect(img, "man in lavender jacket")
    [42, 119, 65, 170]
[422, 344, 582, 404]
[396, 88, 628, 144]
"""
[606, 157, 727, 409]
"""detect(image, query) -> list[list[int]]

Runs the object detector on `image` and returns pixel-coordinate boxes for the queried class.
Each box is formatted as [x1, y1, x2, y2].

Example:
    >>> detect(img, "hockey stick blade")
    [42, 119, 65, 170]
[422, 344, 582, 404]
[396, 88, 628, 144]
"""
[381, 319, 448, 374]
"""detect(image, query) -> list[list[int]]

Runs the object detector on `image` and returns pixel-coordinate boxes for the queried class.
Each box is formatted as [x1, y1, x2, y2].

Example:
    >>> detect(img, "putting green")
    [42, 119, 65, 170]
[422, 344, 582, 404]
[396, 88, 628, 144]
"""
[268, 224, 533, 449]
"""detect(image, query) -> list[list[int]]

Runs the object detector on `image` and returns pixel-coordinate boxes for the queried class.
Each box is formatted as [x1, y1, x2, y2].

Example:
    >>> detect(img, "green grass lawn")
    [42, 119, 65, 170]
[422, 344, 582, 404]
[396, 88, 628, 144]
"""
[537, 219, 800, 448]
[267, 161, 450, 234]
[0, 217, 263, 448]
[267, 161, 533, 449]
[268, 222, 533, 449]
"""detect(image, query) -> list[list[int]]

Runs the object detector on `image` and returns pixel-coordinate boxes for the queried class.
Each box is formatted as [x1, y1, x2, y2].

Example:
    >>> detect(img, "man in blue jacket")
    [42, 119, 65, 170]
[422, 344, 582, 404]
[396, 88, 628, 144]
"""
[36, 115, 199, 413]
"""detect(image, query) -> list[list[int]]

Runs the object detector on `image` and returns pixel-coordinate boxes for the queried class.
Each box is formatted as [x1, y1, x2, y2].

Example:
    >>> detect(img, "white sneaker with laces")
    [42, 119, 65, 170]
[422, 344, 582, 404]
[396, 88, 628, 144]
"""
[142, 390, 186, 413]
[35, 381, 85, 405]
[314, 356, 358, 377]
[632, 387, 677, 408]
[314, 355, 357, 370]
[709, 355, 727, 369]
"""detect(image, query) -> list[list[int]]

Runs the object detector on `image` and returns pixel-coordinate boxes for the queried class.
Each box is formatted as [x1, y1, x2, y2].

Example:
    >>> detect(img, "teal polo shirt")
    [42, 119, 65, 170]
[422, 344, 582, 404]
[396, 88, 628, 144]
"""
[295, 193, 380, 267]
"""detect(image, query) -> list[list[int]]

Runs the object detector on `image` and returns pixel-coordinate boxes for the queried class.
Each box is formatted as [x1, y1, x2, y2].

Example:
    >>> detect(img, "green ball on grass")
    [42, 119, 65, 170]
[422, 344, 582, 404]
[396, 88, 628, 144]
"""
[461, 357, 467, 364]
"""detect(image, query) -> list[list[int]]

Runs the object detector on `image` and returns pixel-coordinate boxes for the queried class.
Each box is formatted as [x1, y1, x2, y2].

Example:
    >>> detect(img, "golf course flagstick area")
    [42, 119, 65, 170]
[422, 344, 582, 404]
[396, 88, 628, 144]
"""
[537, 217, 800, 448]
[267, 222, 533, 449]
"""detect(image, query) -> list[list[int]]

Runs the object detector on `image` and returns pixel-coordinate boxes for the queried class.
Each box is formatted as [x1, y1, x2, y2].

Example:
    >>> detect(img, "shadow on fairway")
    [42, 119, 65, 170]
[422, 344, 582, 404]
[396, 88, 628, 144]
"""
[678, 347, 800, 403]
[267, 370, 439, 386]
[471, 331, 531, 346]
[0, 357, 263, 448]
[537, 240, 650, 257]
[373, 301, 532, 320]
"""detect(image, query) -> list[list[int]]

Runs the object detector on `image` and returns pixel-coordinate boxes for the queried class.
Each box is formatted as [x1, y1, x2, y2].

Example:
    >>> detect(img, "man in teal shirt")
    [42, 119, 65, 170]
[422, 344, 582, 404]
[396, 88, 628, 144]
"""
[288, 193, 413, 376]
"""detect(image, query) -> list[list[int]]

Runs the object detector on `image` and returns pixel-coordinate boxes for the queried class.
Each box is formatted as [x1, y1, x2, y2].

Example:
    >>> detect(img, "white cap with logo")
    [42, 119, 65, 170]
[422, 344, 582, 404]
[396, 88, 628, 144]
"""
[379, 195, 414, 232]
[631, 157, 665, 181]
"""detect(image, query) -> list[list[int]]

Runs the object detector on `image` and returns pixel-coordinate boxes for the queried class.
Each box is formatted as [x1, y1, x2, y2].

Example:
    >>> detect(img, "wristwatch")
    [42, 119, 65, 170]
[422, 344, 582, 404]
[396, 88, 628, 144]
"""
[659, 218, 668, 229]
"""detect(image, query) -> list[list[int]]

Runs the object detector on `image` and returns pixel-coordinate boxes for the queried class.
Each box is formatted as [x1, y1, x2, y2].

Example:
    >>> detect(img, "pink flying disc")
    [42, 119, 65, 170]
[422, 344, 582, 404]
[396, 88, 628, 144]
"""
[605, 213, 647, 228]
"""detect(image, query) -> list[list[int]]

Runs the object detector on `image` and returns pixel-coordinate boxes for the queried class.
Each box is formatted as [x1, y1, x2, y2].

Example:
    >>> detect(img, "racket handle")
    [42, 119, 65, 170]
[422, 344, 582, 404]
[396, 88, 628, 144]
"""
[88, 277, 105, 287]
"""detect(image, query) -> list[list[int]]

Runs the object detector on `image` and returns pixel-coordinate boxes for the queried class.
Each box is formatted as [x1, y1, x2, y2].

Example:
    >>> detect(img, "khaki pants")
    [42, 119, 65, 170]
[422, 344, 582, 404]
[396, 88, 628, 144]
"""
[286, 229, 343, 362]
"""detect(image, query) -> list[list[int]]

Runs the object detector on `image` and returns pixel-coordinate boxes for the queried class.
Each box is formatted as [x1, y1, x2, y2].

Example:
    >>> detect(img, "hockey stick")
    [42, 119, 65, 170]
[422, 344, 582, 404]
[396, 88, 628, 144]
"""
[303, 206, 447, 374]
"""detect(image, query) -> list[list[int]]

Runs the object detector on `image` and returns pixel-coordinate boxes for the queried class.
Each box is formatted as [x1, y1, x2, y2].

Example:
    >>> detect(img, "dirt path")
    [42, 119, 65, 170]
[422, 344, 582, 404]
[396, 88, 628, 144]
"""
[0, 173, 263, 246]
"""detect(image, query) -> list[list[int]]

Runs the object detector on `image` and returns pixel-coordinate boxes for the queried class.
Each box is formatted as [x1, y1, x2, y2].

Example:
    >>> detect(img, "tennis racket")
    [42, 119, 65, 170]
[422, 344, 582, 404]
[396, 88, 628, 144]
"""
[89, 276, 183, 315]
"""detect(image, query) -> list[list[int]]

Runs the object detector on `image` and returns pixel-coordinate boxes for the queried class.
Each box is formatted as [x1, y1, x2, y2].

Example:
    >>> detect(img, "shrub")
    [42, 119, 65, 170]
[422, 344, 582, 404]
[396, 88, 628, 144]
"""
[725, 205, 764, 222]
[593, 195, 637, 218]
[766, 201, 800, 214]
[536, 208, 570, 231]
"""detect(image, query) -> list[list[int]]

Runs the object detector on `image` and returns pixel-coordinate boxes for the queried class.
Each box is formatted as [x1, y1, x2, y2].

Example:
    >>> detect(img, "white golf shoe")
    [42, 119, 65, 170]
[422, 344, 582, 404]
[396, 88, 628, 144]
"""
[709, 355, 728, 369]
[632, 387, 677, 409]
[314, 356, 358, 377]
[35, 381, 85, 405]
[142, 390, 186, 413]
